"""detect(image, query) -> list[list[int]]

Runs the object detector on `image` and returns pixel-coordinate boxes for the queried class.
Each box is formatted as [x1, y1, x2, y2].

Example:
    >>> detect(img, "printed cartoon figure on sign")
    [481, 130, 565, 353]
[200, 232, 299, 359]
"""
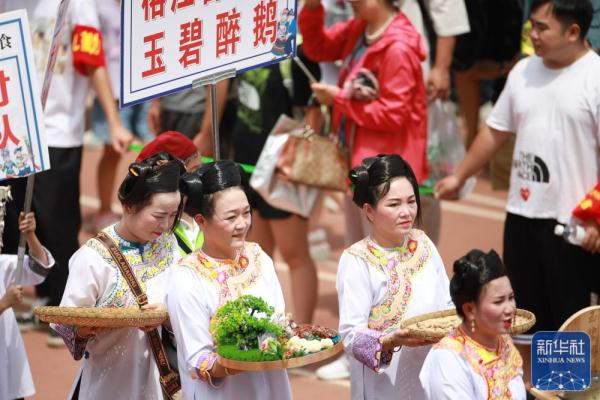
[14, 146, 33, 176]
[271, 7, 295, 57]
[1, 149, 17, 177]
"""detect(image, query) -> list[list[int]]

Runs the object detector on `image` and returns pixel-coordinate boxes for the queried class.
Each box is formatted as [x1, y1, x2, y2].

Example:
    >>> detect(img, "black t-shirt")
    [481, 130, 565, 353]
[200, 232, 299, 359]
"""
[232, 64, 292, 166]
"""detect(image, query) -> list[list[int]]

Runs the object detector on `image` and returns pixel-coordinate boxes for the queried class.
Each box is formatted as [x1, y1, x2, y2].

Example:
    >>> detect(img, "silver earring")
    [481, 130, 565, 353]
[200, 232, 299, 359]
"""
[470, 319, 476, 333]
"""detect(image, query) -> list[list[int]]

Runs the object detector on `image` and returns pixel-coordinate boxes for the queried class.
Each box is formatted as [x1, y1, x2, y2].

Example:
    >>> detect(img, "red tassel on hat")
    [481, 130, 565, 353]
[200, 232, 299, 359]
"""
[573, 183, 600, 225]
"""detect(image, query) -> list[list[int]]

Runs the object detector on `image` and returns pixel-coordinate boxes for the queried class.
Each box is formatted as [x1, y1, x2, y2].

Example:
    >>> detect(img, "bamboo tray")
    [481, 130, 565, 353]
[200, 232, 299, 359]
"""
[218, 341, 344, 371]
[34, 306, 167, 328]
[402, 308, 536, 342]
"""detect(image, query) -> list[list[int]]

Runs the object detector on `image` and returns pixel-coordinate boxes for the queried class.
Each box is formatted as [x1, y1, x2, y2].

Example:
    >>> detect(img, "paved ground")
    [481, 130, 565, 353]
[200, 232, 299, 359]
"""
[19, 146, 507, 399]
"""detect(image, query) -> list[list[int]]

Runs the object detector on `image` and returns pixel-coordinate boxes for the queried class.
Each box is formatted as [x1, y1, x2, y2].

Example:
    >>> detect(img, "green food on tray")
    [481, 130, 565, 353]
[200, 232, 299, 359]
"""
[212, 295, 340, 362]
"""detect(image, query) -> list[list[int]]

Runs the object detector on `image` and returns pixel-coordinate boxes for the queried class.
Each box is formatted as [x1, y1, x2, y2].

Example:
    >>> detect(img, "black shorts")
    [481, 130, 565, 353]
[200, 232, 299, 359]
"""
[249, 188, 292, 220]
[503, 213, 600, 332]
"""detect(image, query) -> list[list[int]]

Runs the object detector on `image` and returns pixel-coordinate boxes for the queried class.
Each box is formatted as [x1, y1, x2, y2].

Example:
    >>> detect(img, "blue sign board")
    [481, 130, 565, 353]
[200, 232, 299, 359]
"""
[532, 331, 591, 391]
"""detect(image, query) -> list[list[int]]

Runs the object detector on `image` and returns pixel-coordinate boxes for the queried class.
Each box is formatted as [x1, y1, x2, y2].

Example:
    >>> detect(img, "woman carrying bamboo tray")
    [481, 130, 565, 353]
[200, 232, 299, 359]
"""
[337, 154, 452, 399]
[51, 153, 184, 400]
[419, 249, 526, 399]
[166, 160, 292, 400]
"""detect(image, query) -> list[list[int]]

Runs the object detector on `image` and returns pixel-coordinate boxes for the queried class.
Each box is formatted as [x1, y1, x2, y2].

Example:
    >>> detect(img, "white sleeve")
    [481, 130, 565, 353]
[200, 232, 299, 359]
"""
[486, 64, 519, 134]
[70, 0, 101, 28]
[420, 348, 476, 399]
[0, 248, 56, 288]
[337, 252, 391, 371]
[60, 246, 112, 307]
[167, 267, 222, 385]
[259, 250, 286, 314]
[428, 0, 470, 37]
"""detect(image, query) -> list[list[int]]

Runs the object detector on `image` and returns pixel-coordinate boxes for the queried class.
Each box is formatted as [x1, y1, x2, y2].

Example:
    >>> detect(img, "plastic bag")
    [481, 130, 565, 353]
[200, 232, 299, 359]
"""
[425, 100, 475, 197]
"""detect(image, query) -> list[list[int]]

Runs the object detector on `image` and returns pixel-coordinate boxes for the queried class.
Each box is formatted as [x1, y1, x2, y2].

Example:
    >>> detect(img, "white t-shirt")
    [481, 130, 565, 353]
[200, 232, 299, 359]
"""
[487, 51, 600, 224]
[2, 0, 102, 147]
[400, 0, 470, 77]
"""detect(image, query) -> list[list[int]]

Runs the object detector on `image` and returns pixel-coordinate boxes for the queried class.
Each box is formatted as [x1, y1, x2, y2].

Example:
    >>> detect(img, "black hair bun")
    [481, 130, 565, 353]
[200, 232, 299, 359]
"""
[180, 171, 204, 216]
[450, 248, 508, 318]
[180, 171, 203, 198]
[349, 165, 370, 206]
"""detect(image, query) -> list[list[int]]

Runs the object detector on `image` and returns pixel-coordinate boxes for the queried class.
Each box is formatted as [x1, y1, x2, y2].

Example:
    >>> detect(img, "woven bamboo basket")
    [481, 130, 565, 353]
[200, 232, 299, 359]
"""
[33, 306, 168, 328]
[218, 341, 344, 372]
[401, 308, 536, 342]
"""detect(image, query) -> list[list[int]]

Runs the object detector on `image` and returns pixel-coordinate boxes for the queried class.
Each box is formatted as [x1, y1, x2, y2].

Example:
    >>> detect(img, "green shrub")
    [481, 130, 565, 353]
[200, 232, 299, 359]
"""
[212, 295, 284, 350]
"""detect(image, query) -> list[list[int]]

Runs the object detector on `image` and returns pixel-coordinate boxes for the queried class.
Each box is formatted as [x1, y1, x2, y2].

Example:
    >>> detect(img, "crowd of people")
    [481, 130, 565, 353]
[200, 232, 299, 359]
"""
[0, 0, 599, 399]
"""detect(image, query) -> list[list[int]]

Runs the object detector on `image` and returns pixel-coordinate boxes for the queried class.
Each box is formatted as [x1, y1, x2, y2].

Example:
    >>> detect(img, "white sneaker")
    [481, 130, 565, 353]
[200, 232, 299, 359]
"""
[315, 354, 350, 380]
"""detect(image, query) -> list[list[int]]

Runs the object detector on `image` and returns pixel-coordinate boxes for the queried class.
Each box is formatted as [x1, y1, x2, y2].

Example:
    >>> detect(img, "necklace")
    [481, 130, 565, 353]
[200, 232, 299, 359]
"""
[365, 14, 396, 44]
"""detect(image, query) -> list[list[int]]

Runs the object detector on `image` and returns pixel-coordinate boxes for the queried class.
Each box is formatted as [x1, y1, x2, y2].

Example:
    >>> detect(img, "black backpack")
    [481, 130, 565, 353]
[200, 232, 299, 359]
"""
[417, 0, 523, 71]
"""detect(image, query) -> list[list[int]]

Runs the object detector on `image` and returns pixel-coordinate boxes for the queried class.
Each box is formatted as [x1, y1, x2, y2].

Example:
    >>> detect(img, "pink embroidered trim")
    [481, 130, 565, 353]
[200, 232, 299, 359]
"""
[345, 230, 432, 333]
[179, 242, 262, 304]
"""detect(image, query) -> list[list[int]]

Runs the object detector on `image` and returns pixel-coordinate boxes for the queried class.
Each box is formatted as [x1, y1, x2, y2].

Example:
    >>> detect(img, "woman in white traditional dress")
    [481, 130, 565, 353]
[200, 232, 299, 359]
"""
[166, 160, 292, 400]
[52, 153, 184, 400]
[420, 249, 526, 399]
[337, 154, 452, 400]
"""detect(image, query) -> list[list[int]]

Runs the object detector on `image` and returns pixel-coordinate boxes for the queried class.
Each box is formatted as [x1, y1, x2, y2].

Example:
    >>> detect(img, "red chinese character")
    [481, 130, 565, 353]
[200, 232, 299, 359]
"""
[142, 32, 166, 78]
[215, 8, 241, 58]
[142, 0, 166, 22]
[253, 0, 278, 46]
[0, 70, 9, 107]
[0, 115, 20, 149]
[179, 19, 203, 68]
[171, 0, 195, 12]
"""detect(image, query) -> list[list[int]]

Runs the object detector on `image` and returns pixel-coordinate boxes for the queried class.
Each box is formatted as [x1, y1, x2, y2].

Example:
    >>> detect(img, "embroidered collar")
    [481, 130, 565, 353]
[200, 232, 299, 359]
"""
[193, 247, 250, 283]
[110, 223, 151, 253]
[435, 328, 523, 399]
[346, 230, 431, 333]
[366, 235, 418, 264]
[181, 242, 262, 304]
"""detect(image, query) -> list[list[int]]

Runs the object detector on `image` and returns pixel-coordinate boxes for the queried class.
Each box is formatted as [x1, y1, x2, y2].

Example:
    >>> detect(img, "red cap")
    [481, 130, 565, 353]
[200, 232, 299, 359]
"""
[136, 131, 198, 162]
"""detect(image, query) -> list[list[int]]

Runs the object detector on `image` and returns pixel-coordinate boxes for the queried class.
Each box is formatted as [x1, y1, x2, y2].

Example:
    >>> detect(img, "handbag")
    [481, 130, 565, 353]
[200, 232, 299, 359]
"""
[250, 129, 320, 218]
[96, 231, 181, 400]
[276, 126, 349, 192]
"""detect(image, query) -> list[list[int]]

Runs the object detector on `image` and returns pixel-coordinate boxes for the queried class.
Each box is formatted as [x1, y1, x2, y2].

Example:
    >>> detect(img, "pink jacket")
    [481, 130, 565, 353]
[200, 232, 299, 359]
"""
[299, 5, 428, 182]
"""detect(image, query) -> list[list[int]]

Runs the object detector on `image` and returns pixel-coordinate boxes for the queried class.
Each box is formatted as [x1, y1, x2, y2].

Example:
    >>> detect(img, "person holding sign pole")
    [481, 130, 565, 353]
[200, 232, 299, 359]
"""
[0, 211, 54, 400]
[0, 0, 134, 347]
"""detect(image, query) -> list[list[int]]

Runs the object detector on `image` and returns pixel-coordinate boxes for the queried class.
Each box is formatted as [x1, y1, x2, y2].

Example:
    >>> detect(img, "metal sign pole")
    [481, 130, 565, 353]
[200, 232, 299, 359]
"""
[14, 0, 71, 284]
[209, 83, 220, 160]
[192, 68, 236, 162]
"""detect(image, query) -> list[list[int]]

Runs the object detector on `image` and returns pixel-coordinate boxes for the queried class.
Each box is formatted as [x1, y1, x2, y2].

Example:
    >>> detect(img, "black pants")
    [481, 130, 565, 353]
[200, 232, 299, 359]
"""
[503, 213, 600, 332]
[1, 147, 82, 306]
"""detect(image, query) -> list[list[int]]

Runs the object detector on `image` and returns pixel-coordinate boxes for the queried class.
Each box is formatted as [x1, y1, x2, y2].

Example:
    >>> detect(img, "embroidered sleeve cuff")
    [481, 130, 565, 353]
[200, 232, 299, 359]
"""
[191, 352, 223, 388]
[351, 328, 393, 372]
[51, 324, 89, 360]
[28, 247, 55, 276]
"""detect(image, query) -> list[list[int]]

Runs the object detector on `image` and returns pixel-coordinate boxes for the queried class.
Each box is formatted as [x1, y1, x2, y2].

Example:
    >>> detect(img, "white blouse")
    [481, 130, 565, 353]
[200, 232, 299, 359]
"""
[337, 229, 453, 400]
[166, 242, 292, 400]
